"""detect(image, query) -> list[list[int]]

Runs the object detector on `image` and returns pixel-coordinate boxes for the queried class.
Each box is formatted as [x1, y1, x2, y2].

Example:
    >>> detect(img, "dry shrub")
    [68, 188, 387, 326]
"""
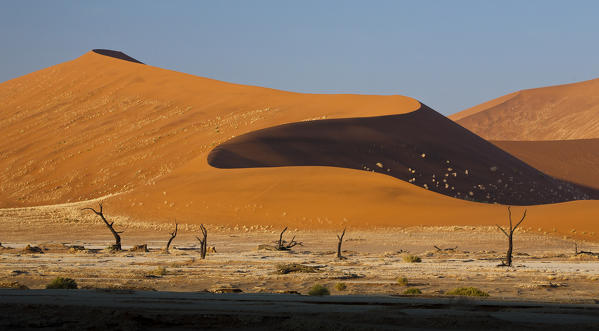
[446, 287, 488, 297]
[308, 284, 330, 296]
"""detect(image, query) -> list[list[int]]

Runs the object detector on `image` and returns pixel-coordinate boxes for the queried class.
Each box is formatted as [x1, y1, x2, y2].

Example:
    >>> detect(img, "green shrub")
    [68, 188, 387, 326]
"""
[403, 255, 422, 263]
[308, 284, 330, 296]
[403, 287, 422, 295]
[397, 277, 409, 286]
[335, 282, 347, 291]
[446, 287, 489, 297]
[46, 277, 78, 289]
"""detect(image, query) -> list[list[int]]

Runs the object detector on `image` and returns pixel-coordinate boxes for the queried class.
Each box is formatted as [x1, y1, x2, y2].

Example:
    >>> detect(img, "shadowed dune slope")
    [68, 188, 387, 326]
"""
[92, 49, 144, 64]
[493, 139, 599, 190]
[209, 105, 599, 205]
[451, 78, 599, 140]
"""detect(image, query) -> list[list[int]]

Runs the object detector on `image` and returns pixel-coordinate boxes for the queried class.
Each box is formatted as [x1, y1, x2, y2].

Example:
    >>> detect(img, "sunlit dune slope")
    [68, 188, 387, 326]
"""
[451, 78, 599, 140]
[0, 50, 419, 207]
[209, 105, 598, 205]
[105, 158, 599, 239]
[493, 139, 599, 190]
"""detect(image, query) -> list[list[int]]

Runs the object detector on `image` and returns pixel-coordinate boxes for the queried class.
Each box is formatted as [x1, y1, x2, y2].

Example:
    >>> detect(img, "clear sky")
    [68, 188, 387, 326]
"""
[1, 1, 598, 115]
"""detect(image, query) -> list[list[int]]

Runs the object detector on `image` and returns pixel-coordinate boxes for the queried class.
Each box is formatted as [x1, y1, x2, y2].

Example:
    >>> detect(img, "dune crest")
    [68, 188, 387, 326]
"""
[92, 49, 144, 64]
[209, 104, 598, 205]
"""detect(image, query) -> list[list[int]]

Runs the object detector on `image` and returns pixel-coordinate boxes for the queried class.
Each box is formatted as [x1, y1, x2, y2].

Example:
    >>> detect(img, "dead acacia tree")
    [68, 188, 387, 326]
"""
[276, 227, 300, 251]
[337, 227, 346, 259]
[164, 222, 178, 253]
[433, 245, 457, 252]
[496, 206, 527, 267]
[82, 202, 122, 250]
[195, 224, 208, 259]
[574, 242, 599, 257]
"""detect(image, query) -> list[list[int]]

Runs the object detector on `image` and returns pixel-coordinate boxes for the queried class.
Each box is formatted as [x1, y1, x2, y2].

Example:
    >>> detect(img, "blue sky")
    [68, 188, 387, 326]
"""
[1, 1, 598, 115]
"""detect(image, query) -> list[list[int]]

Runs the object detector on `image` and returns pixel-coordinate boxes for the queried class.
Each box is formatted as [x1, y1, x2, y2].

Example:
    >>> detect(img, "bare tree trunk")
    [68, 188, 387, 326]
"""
[165, 222, 178, 253]
[337, 228, 346, 259]
[496, 206, 526, 267]
[276, 227, 299, 251]
[82, 203, 122, 250]
[196, 224, 207, 259]
[506, 233, 513, 266]
[277, 227, 287, 250]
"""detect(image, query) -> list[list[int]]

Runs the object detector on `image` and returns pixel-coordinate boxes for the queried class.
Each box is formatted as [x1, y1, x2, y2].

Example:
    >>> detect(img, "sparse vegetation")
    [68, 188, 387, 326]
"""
[154, 266, 167, 276]
[397, 277, 409, 286]
[496, 206, 527, 267]
[336, 227, 346, 260]
[276, 227, 301, 251]
[403, 287, 422, 295]
[46, 277, 78, 289]
[23, 244, 43, 253]
[164, 222, 178, 253]
[82, 202, 123, 251]
[195, 224, 208, 259]
[403, 254, 422, 263]
[446, 287, 489, 297]
[0, 281, 29, 290]
[276, 263, 320, 274]
[308, 284, 330, 296]
[335, 282, 347, 291]
[130, 244, 149, 252]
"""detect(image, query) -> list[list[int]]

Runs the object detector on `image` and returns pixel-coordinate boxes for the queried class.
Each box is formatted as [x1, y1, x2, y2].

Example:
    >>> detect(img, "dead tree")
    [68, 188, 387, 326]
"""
[276, 227, 300, 251]
[337, 227, 346, 259]
[195, 224, 208, 259]
[164, 222, 178, 253]
[433, 245, 458, 252]
[496, 206, 527, 267]
[574, 242, 599, 256]
[82, 202, 122, 250]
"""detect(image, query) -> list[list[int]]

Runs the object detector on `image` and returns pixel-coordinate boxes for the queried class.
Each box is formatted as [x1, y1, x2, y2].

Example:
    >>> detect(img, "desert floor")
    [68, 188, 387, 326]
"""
[2, 199, 599, 300]
[1, 200, 599, 329]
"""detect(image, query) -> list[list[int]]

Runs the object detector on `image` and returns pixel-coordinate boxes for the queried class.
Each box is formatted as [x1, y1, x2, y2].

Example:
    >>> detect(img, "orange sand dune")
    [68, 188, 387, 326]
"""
[1, 50, 599, 237]
[0, 50, 418, 207]
[451, 78, 599, 140]
[493, 139, 599, 190]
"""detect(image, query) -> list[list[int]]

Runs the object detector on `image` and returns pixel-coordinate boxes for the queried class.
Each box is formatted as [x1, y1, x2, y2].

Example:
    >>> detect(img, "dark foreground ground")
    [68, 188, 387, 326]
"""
[1, 290, 599, 330]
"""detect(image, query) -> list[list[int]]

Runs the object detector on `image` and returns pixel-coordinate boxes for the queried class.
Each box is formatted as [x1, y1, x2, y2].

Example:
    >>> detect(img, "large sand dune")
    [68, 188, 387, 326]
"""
[451, 78, 599, 140]
[1, 50, 599, 237]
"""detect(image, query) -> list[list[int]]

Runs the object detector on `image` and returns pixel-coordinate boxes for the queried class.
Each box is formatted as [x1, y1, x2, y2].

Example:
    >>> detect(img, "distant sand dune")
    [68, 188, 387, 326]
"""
[451, 78, 599, 140]
[493, 139, 599, 190]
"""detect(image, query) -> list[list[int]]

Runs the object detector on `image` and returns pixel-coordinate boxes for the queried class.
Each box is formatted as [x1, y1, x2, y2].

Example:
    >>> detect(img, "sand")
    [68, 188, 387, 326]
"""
[493, 139, 599, 190]
[2, 201, 599, 303]
[1, 50, 598, 237]
[451, 78, 599, 140]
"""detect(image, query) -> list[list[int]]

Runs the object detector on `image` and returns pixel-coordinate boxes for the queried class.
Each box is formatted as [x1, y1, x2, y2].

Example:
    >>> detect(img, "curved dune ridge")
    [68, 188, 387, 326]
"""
[208, 104, 599, 205]
[451, 78, 599, 140]
[1, 50, 599, 237]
